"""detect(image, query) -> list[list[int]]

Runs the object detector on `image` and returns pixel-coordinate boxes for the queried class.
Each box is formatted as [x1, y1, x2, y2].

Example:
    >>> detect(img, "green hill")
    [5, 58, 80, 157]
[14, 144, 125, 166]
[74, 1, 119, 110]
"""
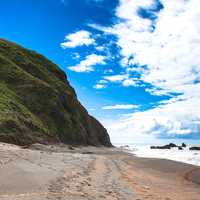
[0, 39, 111, 146]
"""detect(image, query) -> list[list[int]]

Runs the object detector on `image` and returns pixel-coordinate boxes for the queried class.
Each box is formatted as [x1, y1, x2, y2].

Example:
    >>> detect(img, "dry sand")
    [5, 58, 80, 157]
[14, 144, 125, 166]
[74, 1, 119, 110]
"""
[0, 142, 199, 200]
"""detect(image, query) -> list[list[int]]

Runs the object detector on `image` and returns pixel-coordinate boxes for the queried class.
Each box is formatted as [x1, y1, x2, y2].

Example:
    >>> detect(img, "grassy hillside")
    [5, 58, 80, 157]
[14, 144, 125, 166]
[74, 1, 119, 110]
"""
[0, 39, 111, 146]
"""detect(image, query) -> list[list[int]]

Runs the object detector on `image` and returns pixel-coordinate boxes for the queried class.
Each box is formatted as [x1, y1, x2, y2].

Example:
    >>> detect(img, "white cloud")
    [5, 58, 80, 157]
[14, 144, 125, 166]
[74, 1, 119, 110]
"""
[69, 54, 106, 72]
[104, 69, 113, 74]
[92, 0, 200, 140]
[122, 78, 137, 87]
[72, 53, 80, 59]
[105, 94, 200, 143]
[95, 46, 105, 51]
[103, 74, 138, 87]
[88, 0, 104, 3]
[103, 74, 128, 82]
[61, 30, 95, 48]
[93, 80, 108, 89]
[102, 104, 139, 110]
[93, 84, 106, 89]
[99, 80, 108, 84]
[111, 0, 200, 94]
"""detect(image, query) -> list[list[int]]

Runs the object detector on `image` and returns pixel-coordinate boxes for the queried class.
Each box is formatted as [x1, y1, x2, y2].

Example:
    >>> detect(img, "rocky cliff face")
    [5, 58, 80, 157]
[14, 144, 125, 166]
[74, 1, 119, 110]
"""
[0, 39, 112, 146]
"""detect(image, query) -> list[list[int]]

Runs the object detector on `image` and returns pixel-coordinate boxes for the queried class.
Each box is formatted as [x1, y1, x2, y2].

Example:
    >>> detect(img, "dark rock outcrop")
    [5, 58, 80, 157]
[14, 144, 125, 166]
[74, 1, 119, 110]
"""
[182, 143, 186, 148]
[189, 147, 200, 151]
[150, 143, 189, 150]
[0, 39, 112, 146]
[150, 143, 177, 149]
[178, 146, 183, 150]
[151, 145, 170, 149]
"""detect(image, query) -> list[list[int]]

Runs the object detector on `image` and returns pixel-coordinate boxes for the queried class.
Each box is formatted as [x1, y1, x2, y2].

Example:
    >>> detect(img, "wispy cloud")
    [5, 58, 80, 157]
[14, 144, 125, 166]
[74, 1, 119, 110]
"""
[105, 94, 200, 142]
[93, 80, 108, 89]
[87, 0, 104, 3]
[61, 30, 95, 48]
[102, 104, 139, 110]
[60, 0, 200, 140]
[103, 69, 113, 74]
[69, 54, 106, 72]
[91, 0, 200, 140]
[103, 74, 128, 82]
[93, 84, 106, 89]
[98, 0, 200, 95]
[95, 46, 105, 51]
[103, 74, 138, 87]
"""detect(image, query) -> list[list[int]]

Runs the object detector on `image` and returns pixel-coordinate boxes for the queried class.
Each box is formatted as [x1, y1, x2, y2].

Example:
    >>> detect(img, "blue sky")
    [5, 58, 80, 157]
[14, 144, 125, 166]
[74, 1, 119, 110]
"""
[1, 0, 200, 143]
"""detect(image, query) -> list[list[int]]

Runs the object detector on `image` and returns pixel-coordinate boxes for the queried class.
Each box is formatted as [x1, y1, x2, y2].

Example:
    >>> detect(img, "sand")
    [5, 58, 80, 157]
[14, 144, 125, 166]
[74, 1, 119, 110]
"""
[0, 143, 199, 200]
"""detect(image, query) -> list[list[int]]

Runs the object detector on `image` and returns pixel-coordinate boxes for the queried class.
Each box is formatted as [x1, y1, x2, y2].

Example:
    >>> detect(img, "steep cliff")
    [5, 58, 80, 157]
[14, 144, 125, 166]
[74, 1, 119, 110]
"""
[0, 39, 112, 146]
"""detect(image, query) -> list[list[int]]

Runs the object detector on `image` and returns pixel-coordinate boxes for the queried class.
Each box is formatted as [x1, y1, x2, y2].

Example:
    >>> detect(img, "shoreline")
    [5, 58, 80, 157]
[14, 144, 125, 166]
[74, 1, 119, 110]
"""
[0, 143, 200, 200]
[118, 143, 200, 167]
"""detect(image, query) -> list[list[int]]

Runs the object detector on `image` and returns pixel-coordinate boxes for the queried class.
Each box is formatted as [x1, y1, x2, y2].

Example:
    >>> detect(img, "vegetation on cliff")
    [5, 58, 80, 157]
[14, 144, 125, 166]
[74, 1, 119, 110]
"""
[0, 39, 111, 146]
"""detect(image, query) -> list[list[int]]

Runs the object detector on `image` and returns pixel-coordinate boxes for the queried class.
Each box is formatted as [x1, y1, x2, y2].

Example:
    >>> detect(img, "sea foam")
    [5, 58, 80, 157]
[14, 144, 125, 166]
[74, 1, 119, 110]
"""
[116, 143, 200, 166]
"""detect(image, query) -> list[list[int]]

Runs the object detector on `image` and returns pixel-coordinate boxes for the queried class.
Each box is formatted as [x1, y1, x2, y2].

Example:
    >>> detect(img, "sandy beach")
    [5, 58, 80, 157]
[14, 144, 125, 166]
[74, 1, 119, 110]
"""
[0, 143, 200, 200]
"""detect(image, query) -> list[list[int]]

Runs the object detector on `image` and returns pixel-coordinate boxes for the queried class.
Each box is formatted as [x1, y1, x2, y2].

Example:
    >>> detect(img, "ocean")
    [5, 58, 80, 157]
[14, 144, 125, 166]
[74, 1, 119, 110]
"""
[114, 140, 200, 166]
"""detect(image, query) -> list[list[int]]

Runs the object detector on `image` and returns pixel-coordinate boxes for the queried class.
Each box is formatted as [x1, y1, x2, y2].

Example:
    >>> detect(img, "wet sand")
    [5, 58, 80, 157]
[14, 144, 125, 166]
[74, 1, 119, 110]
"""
[0, 142, 199, 200]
